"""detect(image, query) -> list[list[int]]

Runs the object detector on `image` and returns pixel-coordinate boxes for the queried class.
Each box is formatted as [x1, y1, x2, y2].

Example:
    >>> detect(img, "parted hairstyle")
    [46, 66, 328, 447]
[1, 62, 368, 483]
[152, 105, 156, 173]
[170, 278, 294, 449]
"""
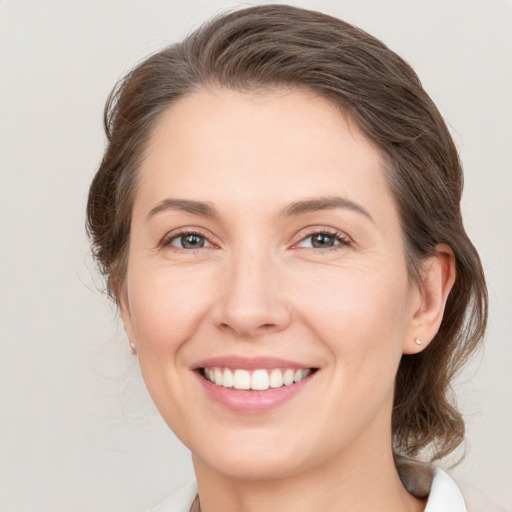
[87, 4, 487, 469]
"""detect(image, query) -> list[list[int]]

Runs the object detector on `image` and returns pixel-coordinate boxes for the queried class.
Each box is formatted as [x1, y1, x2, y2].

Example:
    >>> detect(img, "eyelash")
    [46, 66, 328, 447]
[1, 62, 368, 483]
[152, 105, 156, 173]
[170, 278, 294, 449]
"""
[160, 229, 213, 251]
[295, 228, 352, 251]
[160, 228, 351, 252]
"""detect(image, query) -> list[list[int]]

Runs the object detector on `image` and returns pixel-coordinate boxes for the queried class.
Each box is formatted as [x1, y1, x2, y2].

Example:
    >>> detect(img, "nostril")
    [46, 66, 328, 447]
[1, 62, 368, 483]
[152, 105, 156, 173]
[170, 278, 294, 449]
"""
[217, 321, 277, 335]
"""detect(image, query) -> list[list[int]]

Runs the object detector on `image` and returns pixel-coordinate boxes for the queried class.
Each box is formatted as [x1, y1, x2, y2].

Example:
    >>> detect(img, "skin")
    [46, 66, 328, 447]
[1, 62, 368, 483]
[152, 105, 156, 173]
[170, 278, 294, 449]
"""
[121, 88, 455, 512]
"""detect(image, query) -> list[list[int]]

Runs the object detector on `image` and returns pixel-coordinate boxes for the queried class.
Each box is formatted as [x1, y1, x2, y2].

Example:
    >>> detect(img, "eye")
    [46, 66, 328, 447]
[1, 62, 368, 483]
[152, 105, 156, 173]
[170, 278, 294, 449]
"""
[163, 230, 212, 250]
[295, 230, 351, 250]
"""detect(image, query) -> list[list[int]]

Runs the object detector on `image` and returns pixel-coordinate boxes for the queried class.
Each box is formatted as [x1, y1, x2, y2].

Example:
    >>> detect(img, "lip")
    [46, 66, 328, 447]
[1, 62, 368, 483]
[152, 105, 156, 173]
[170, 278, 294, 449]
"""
[191, 355, 312, 371]
[192, 356, 318, 414]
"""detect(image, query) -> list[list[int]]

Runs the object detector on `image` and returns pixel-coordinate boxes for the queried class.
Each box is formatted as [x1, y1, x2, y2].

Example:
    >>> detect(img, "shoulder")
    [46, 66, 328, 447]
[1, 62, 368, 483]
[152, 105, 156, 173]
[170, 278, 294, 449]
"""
[146, 481, 198, 512]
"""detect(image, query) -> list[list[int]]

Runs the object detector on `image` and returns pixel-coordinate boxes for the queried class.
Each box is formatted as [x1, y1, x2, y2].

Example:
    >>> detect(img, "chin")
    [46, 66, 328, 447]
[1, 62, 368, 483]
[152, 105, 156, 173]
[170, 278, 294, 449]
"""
[189, 426, 331, 482]
[196, 450, 309, 481]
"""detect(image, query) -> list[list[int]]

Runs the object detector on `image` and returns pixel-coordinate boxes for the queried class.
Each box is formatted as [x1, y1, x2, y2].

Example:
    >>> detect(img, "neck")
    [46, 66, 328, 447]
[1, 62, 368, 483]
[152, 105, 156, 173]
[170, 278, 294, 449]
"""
[192, 433, 426, 512]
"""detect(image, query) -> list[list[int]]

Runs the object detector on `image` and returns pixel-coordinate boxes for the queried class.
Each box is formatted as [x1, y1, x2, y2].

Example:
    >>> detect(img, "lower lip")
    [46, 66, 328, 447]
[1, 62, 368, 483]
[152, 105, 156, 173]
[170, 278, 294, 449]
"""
[195, 371, 316, 414]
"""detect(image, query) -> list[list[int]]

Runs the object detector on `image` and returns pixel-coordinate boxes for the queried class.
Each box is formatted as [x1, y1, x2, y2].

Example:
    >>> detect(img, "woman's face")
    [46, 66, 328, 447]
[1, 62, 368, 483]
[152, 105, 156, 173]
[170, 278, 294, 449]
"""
[121, 88, 422, 480]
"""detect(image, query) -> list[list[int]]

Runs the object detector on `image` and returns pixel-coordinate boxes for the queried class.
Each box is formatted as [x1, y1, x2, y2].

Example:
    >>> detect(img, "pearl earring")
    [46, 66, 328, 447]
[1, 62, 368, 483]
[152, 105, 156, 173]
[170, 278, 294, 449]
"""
[129, 341, 136, 351]
[415, 338, 422, 345]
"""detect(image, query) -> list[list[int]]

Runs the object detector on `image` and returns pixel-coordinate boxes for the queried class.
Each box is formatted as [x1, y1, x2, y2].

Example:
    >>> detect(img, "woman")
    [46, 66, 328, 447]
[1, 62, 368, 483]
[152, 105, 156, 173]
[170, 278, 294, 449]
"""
[87, 5, 487, 511]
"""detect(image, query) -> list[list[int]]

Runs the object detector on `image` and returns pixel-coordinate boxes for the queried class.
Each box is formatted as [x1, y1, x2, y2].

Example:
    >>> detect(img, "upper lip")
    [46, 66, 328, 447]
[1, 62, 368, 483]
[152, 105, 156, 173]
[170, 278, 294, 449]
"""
[191, 356, 316, 371]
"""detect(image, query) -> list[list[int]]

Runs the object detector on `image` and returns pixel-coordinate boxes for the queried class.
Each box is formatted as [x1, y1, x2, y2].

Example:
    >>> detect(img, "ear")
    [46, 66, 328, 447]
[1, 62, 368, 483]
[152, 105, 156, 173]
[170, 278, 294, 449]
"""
[119, 296, 137, 355]
[402, 244, 456, 355]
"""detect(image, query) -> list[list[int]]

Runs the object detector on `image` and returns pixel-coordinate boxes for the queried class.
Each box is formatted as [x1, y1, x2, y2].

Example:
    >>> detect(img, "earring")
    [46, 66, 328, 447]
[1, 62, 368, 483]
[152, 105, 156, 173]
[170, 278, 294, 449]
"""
[415, 338, 422, 345]
[129, 341, 136, 351]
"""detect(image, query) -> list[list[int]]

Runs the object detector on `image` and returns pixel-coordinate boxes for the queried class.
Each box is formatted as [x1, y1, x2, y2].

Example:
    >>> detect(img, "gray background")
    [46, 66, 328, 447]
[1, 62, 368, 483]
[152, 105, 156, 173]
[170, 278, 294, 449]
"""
[0, 0, 510, 510]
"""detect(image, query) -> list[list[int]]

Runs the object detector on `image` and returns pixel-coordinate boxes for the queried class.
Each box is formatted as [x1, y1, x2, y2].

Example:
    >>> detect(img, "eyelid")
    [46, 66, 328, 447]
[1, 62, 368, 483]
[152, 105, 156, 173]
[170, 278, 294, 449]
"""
[159, 227, 218, 250]
[157, 225, 351, 252]
[292, 226, 352, 250]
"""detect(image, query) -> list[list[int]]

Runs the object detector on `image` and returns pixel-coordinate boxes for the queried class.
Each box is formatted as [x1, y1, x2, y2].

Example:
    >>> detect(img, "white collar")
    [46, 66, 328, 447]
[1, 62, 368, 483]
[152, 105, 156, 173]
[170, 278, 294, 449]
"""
[425, 467, 467, 511]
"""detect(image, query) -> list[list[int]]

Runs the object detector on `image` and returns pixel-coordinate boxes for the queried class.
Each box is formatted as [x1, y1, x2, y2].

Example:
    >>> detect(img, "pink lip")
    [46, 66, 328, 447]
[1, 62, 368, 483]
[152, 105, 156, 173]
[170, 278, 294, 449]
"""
[191, 356, 318, 414]
[192, 355, 313, 371]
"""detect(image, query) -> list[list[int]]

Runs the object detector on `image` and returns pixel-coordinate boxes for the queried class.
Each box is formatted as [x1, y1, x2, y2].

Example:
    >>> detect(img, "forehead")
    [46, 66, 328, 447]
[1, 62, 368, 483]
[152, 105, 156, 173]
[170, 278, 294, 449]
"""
[135, 87, 395, 220]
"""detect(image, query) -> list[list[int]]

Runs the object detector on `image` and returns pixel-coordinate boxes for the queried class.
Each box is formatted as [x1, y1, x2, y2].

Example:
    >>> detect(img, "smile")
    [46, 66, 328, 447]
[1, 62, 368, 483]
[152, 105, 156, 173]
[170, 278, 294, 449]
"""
[201, 367, 314, 391]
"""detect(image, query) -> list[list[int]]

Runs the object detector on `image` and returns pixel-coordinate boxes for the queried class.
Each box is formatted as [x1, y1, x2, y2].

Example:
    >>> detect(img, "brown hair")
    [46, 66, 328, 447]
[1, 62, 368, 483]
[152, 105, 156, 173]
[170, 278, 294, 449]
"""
[86, 4, 487, 468]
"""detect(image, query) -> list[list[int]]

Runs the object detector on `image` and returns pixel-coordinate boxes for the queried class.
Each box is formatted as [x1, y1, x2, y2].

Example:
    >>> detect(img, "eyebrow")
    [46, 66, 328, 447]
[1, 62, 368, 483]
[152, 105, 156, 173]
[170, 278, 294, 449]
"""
[281, 196, 374, 222]
[146, 195, 373, 222]
[146, 198, 219, 221]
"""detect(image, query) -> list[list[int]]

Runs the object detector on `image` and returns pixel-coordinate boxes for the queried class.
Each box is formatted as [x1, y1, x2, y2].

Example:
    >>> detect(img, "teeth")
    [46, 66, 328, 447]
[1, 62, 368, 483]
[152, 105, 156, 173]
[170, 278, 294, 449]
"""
[204, 367, 313, 390]
[283, 368, 294, 386]
[269, 368, 283, 388]
[214, 367, 223, 386]
[251, 369, 269, 391]
[233, 369, 251, 390]
[293, 369, 311, 382]
[222, 368, 234, 388]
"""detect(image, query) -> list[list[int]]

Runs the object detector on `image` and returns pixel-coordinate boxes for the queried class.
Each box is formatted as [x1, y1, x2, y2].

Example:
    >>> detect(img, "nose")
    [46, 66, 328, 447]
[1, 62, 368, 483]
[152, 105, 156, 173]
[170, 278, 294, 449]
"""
[212, 248, 292, 339]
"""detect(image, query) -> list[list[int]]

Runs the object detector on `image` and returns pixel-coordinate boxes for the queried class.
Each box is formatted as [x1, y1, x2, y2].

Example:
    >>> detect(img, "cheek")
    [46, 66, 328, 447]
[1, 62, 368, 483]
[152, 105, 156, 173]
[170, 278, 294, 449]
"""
[126, 265, 216, 357]
[125, 266, 215, 426]
[292, 262, 410, 370]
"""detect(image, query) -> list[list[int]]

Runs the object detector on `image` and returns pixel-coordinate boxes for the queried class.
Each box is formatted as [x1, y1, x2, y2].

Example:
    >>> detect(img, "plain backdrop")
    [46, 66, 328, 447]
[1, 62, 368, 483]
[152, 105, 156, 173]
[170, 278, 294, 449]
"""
[0, 1, 511, 510]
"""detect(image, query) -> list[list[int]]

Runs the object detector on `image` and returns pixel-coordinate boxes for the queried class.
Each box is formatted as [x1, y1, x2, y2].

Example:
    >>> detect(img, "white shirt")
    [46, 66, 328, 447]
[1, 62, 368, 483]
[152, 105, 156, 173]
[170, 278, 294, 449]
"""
[425, 468, 466, 511]
[148, 467, 467, 512]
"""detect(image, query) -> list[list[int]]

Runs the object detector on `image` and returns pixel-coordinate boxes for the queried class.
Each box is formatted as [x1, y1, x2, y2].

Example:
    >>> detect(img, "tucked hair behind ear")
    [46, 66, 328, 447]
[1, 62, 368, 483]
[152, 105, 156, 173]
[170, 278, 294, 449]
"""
[87, 4, 487, 470]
